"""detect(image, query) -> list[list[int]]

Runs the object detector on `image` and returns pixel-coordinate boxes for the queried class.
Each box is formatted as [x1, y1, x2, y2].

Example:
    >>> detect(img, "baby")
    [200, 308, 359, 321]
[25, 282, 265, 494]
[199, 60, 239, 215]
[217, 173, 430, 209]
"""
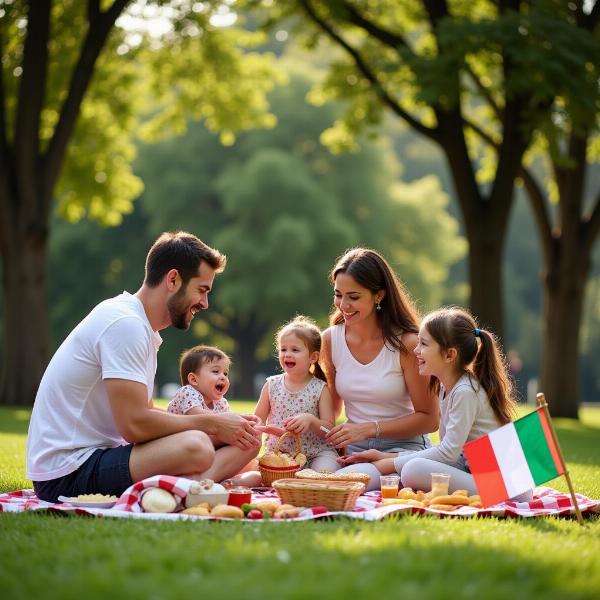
[168, 345, 262, 486]
[167, 345, 231, 417]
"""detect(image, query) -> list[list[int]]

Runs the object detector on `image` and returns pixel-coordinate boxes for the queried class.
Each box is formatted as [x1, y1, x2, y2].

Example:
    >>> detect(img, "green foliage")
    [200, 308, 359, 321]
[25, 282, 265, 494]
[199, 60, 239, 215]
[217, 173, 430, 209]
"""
[214, 147, 355, 321]
[0, 0, 281, 226]
[264, 0, 600, 162]
[46, 63, 465, 385]
[387, 175, 467, 310]
[133, 65, 465, 375]
[137, 10, 284, 145]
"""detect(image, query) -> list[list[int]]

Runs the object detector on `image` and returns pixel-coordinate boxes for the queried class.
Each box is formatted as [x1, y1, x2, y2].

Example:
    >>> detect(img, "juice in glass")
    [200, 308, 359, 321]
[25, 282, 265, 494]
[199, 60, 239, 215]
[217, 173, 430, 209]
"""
[380, 475, 400, 498]
[430, 473, 450, 497]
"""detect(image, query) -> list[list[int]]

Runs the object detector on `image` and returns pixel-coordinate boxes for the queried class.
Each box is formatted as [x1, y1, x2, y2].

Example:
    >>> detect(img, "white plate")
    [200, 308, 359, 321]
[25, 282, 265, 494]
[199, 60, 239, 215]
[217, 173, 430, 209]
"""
[58, 495, 117, 509]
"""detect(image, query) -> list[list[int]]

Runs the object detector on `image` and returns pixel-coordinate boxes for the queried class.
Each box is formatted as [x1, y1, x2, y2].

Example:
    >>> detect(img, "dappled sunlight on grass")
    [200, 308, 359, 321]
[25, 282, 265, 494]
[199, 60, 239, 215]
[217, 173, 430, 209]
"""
[312, 522, 413, 553]
[306, 517, 600, 597]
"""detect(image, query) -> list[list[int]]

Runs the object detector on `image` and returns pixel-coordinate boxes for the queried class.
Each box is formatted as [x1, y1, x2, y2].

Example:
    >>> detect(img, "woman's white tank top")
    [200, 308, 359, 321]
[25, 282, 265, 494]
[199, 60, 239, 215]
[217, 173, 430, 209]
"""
[330, 324, 414, 423]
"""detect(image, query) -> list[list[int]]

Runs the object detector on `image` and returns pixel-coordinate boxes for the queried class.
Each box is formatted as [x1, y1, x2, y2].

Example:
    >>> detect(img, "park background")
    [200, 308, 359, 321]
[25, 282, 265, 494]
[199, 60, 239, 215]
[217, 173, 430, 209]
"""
[2, 1, 600, 416]
[1, 4, 600, 600]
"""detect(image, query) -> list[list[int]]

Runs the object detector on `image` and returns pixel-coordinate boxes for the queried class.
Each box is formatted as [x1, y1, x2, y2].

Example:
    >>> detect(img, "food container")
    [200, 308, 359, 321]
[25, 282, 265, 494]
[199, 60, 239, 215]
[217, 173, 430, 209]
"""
[185, 480, 229, 508]
[258, 432, 302, 486]
[273, 478, 365, 511]
[227, 486, 252, 507]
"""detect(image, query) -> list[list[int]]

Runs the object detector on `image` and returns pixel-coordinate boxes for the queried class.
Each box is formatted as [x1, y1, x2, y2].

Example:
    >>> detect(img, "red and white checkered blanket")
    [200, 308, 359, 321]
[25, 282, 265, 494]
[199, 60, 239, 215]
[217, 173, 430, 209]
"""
[1, 476, 598, 521]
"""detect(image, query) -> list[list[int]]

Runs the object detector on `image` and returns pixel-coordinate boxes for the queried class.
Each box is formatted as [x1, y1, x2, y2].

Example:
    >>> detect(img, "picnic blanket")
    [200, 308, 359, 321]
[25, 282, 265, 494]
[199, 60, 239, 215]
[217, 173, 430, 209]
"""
[1, 475, 598, 521]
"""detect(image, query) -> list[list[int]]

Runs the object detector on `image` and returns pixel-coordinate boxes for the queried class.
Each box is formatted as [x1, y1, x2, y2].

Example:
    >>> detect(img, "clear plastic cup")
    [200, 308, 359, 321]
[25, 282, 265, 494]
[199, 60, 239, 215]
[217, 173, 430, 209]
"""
[380, 474, 400, 498]
[430, 472, 450, 497]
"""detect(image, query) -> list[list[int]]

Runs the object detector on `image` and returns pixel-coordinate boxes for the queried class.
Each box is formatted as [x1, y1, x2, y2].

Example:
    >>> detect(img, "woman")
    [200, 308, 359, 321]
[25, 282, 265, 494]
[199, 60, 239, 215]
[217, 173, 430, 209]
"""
[321, 248, 438, 468]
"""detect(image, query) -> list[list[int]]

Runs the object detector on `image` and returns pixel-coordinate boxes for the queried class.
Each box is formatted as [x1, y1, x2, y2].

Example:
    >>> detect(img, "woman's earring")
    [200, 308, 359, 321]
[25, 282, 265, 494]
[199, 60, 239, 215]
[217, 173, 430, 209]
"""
[376, 299, 381, 311]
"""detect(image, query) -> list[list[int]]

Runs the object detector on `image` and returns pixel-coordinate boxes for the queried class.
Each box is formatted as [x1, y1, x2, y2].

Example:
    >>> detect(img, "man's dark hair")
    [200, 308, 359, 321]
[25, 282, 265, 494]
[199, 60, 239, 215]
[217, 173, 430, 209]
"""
[144, 231, 226, 287]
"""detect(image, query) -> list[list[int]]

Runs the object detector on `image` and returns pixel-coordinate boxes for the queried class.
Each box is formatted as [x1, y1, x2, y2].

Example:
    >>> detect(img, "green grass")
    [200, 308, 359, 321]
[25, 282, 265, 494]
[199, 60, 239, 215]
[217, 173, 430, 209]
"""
[1, 404, 599, 599]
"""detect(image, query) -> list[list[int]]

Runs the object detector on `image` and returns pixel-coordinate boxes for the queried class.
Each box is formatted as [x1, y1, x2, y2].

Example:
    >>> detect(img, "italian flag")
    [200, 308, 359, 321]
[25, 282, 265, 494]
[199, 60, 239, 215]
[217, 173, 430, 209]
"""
[463, 406, 565, 507]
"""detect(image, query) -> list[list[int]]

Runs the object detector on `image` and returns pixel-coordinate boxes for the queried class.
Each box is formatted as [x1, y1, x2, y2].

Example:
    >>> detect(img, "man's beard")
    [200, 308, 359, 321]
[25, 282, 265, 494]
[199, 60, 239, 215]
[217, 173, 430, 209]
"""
[168, 285, 194, 330]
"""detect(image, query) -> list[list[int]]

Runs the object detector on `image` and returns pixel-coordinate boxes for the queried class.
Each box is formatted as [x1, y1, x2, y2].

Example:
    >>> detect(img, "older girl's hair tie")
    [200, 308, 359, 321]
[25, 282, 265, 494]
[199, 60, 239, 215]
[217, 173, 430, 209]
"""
[474, 328, 481, 338]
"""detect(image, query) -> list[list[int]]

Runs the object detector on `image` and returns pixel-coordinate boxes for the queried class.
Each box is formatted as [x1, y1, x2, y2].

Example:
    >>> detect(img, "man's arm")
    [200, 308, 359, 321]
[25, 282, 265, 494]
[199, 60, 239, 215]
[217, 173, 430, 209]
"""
[105, 379, 260, 449]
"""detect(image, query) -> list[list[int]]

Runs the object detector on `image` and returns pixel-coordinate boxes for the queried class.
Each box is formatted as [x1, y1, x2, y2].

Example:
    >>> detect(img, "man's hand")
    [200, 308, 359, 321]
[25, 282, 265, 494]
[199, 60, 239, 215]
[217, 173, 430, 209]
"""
[241, 414, 262, 426]
[211, 412, 261, 450]
[255, 424, 286, 437]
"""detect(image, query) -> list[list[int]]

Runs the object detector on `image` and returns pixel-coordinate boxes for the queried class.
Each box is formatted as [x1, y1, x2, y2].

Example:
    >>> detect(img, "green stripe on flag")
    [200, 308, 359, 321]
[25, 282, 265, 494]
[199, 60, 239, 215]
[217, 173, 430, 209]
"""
[514, 410, 560, 485]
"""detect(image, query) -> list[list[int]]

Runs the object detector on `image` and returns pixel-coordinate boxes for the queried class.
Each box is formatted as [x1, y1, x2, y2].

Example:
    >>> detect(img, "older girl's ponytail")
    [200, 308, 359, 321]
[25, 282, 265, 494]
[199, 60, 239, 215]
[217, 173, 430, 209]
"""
[473, 329, 516, 424]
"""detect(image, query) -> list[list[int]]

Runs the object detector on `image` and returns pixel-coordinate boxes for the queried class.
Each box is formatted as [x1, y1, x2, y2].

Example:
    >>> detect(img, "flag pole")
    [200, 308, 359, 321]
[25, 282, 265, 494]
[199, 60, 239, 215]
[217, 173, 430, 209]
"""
[536, 393, 585, 526]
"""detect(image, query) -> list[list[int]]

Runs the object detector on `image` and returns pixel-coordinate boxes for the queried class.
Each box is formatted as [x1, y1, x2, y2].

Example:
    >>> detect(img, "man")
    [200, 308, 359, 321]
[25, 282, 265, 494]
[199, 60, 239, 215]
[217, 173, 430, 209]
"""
[27, 231, 260, 502]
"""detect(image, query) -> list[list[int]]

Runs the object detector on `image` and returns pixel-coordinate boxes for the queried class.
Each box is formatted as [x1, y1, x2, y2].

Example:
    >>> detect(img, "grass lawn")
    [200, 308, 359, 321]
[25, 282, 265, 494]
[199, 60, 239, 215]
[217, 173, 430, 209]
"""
[1, 403, 599, 600]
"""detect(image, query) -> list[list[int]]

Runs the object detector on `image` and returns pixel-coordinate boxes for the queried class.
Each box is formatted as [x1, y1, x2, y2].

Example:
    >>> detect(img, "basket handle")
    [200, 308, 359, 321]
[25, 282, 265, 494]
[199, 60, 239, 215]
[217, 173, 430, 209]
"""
[274, 431, 302, 455]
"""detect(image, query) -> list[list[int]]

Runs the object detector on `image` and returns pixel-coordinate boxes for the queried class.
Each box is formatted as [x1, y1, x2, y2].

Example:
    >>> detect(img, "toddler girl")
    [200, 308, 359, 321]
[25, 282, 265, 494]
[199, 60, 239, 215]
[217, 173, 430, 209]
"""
[339, 307, 531, 500]
[255, 315, 339, 471]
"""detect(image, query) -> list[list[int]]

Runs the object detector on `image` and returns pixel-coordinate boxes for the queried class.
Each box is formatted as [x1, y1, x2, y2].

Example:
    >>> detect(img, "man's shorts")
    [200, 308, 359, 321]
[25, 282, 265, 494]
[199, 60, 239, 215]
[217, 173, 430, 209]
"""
[33, 445, 134, 503]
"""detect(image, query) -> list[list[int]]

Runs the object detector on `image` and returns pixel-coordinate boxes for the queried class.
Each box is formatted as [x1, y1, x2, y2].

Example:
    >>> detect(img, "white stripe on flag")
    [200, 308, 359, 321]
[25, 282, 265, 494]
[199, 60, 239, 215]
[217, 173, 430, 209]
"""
[488, 423, 535, 499]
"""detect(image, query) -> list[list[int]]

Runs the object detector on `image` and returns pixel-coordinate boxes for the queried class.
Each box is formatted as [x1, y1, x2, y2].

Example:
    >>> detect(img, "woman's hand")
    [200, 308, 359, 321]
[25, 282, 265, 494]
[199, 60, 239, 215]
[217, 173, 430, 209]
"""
[325, 422, 371, 448]
[336, 449, 387, 466]
[284, 414, 315, 434]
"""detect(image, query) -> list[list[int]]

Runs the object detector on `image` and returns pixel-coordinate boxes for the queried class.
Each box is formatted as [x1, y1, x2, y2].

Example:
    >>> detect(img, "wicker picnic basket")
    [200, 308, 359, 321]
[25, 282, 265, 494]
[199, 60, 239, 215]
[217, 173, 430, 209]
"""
[273, 478, 365, 511]
[295, 468, 371, 486]
[258, 432, 303, 486]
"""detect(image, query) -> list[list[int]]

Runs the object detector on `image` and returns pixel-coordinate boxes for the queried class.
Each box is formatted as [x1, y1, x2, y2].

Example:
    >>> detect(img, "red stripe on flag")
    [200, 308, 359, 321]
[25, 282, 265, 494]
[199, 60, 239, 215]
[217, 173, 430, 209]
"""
[536, 407, 564, 475]
[464, 434, 509, 507]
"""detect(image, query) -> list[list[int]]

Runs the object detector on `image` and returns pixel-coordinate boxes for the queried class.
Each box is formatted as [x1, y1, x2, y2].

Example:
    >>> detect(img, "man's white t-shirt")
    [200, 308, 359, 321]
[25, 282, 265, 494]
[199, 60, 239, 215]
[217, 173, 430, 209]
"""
[26, 292, 162, 481]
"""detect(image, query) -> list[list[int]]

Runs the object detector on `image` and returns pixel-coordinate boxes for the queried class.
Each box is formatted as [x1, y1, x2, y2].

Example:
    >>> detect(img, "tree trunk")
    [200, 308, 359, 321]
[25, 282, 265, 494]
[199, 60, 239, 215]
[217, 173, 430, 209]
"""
[229, 318, 266, 399]
[467, 225, 505, 339]
[0, 221, 49, 406]
[437, 106, 519, 342]
[539, 247, 589, 418]
[0, 1, 129, 406]
[524, 134, 594, 419]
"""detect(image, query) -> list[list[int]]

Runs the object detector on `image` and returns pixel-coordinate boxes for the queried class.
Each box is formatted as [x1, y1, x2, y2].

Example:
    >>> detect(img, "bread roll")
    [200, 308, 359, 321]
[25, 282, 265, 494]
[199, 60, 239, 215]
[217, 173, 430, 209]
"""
[181, 505, 210, 516]
[210, 504, 244, 519]
[398, 487, 418, 500]
[429, 494, 470, 506]
[140, 488, 177, 513]
[429, 503, 458, 511]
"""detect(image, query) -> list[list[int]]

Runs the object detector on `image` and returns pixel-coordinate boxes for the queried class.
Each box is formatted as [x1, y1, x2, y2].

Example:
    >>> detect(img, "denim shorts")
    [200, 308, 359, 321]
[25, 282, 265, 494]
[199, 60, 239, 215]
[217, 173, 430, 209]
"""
[346, 434, 431, 456]
[33, 445, 133, 503]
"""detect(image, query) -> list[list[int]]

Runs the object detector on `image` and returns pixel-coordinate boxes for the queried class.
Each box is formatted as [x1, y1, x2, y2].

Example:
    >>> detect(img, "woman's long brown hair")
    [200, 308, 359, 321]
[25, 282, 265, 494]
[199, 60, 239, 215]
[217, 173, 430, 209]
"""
[330, 247, 419, 353]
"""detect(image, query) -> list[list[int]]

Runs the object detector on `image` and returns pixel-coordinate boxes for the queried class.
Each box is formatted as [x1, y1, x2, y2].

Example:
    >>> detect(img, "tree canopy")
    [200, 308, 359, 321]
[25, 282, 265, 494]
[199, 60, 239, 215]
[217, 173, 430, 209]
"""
[0, 0, 280, 405]
[245, 0, 600, 416]
[97, 67, 466, 393]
